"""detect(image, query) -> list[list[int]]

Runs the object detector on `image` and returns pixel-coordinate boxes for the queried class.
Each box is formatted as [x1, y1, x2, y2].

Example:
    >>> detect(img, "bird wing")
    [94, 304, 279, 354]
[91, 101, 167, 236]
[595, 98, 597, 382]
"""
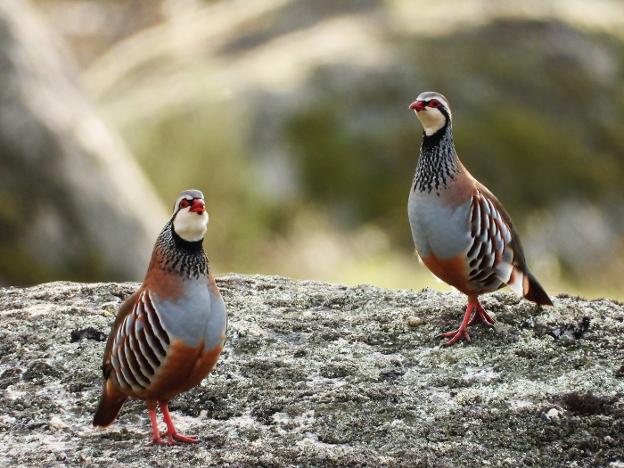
[101, 289, 140, 379]
[466, 183, 528, 294]
[468, 182, 552, 304]
[109, 288, 172, 394]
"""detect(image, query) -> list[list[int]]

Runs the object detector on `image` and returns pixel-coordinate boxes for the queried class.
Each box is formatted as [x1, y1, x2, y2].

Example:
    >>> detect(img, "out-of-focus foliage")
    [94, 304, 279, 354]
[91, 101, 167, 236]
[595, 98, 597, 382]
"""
[125, 103, 277, 270]
[281, 20, 624, 279]
[0, 0, 166, 286]
[14, 0, 624, 298]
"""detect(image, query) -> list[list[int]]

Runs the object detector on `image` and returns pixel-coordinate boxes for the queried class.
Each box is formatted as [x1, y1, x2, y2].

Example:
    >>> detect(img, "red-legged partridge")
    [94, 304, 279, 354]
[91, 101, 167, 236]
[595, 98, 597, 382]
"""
[407, 92, 552, 345]
[93, 189, 227, 444]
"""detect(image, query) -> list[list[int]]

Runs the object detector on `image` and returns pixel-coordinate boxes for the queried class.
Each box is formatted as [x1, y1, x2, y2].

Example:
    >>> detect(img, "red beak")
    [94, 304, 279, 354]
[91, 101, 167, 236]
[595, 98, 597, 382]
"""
[189, 198, 205, 214]
[409, 100, 426, 112]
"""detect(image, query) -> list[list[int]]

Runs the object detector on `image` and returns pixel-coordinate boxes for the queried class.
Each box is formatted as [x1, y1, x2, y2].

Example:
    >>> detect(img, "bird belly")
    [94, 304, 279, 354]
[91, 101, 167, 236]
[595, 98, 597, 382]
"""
[420, 253, 473, 294]
[128, 338, 223, 401]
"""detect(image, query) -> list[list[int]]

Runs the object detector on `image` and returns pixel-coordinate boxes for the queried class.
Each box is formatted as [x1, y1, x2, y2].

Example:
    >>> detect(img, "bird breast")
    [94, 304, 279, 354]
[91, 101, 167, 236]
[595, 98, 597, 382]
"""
[408, 190, 472, 260]
[150, 278, 227, 352]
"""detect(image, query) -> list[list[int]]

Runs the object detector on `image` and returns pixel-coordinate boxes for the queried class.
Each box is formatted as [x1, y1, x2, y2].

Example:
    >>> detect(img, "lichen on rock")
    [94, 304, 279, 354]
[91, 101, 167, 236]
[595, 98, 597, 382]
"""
[0, 275, 623, 466]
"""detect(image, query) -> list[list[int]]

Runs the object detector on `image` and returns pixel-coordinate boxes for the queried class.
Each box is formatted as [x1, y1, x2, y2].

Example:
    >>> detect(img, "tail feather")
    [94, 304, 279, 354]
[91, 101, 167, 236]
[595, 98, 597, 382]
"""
[523, 271, 553, 306]
[93, 380, 127, 427]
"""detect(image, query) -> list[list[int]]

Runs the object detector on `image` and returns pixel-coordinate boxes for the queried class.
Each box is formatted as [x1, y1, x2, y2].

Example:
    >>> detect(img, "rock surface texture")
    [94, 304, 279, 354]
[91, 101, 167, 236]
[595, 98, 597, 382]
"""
[0, 275, 623, 466]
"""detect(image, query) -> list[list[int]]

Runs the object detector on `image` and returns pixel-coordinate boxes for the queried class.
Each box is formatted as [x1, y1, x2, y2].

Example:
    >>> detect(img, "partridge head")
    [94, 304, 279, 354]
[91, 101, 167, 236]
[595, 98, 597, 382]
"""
[407, 92, 552, 345]
[409, 91, 451, 136]
[171, 190, 208, 241]
[93, 189, 227, 444]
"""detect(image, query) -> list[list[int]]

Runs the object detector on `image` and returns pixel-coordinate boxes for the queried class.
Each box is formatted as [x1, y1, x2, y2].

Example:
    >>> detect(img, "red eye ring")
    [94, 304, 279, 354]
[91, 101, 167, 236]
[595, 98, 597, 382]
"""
[179, 199, 190, 209]
[428, 99, 440, 108]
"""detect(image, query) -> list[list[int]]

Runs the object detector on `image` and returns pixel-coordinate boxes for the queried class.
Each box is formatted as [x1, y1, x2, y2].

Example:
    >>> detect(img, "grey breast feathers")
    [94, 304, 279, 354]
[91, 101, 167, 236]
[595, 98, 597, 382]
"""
[408, 190, 473, 260]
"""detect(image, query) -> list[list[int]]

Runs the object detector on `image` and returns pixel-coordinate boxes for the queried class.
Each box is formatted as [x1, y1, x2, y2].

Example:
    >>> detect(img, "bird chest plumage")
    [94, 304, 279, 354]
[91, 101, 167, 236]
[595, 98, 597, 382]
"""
[408, 187, 472, 261]
[151, 277, 227, 352]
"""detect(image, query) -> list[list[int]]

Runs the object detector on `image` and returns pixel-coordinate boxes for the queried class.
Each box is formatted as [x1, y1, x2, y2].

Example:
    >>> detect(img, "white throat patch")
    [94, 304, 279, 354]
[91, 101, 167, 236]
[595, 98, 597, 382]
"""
[173, 208, 209, 242]
[415, 107, 447, 136]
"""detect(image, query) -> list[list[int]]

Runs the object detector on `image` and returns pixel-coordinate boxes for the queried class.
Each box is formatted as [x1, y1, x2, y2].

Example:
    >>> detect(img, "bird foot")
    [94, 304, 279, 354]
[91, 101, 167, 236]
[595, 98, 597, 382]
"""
[467, 305, 495, 327]
[439, 301, 482, 345]
[439, 299, 496, 345]
[166, 431, 198, 444]
[149, 436, 172, 446]
[149, 432, 198, 446]
[440, 326, 471, 345]
[152, 401, 199, 445]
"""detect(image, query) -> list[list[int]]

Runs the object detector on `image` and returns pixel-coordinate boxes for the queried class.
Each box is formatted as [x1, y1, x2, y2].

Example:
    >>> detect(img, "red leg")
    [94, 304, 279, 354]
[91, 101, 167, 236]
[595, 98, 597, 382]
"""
[440, 302, 475, 345]
[467, 299, 496, 327]
[159, 401, 198, 444]
[148, 407, 167, 445]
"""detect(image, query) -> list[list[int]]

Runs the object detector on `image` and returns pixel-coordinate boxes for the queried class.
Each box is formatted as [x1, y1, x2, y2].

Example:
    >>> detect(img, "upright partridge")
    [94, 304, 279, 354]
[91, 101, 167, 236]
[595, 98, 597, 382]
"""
[93, 189, 227, 444]
[407, 92, 552, 345]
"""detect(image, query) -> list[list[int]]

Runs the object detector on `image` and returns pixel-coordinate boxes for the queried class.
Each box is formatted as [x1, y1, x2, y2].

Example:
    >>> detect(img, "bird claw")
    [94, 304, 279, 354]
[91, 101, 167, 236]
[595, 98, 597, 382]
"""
[440, 327, 471, 345]
[467, 307, 496, 327]
[439, 300, 497, 345]
[149, 432, 198, 446]
[149, 436, 172, 446]
[167, 432, 198, 444]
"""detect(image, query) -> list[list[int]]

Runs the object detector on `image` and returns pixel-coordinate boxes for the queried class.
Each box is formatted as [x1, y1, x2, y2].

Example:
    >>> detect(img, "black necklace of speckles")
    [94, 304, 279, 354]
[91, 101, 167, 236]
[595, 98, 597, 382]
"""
[153, 222, 209, 280]
[413, 120, 461, 194]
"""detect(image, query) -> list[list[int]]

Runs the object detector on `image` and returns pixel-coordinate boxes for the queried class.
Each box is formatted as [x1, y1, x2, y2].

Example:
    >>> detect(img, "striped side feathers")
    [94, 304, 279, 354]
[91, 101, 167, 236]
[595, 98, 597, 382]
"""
[467, 186, 552, 305]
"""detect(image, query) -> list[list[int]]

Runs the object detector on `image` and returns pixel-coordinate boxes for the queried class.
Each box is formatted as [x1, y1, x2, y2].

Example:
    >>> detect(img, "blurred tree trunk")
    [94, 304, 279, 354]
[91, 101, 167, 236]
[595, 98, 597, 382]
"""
[0, 0, 167, 285]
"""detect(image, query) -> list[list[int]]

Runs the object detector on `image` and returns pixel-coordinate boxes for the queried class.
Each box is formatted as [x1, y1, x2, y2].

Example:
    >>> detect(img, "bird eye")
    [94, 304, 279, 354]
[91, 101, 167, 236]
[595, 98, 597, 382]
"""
[179, 199, 190, 209]
[428, 99, 440, 108]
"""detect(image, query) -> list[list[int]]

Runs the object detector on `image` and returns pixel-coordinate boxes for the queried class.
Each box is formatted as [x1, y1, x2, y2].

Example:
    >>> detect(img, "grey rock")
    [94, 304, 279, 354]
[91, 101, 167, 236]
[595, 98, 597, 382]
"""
[1, 275, 623, 466]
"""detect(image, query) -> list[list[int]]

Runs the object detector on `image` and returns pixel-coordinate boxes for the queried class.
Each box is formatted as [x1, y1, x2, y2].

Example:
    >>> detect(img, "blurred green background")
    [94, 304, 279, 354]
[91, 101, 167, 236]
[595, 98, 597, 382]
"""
[1, 0, 623, 299]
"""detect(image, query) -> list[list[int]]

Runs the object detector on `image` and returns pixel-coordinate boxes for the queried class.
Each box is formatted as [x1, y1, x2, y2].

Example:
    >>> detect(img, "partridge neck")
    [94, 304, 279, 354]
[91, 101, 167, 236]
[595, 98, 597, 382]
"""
[413, 122, 461, 194]
[150, 223, 209, 280]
